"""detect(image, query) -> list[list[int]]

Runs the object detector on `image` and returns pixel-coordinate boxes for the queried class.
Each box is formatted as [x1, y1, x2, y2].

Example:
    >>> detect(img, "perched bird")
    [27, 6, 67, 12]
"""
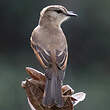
[30, 5, 77, 108]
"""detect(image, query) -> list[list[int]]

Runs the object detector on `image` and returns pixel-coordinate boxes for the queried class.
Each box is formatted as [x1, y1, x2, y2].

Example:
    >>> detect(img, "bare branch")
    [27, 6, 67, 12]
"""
[21, 67, 86, 110]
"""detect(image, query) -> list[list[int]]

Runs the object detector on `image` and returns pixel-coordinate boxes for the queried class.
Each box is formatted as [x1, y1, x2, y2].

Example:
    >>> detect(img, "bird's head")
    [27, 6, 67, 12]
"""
[39, 5, 78, 27]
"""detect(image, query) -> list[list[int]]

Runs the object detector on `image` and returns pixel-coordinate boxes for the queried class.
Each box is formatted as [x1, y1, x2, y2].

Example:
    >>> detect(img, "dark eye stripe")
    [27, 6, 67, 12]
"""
[54, 10, 63, 14]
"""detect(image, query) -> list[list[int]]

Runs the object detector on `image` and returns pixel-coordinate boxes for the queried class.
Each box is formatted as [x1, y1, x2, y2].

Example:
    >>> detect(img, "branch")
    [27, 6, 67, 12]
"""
[21, 67, 86, 110]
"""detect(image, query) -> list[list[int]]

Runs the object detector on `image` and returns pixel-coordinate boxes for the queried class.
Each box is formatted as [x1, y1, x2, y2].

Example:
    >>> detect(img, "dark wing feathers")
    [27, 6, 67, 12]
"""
[31, 43, 51, 68]
[31, 42, 68, 71]
[56, 48, 68, 70]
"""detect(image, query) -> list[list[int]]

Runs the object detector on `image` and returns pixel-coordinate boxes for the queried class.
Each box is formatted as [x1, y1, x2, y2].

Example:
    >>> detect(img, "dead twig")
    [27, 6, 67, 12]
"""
[21, 67, 86, 110]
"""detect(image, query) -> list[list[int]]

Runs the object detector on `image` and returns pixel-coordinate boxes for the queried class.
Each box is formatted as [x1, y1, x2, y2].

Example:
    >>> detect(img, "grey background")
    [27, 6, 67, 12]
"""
[0, 0, 110, 110]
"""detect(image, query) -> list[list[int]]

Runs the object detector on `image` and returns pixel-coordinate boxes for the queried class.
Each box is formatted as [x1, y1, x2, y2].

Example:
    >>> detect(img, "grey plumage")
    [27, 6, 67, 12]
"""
[30, 5, 77, 108]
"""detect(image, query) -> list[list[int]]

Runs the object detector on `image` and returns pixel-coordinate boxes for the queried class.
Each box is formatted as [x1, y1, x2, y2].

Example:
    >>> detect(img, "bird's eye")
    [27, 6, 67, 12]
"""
[54, 10, 63, 14]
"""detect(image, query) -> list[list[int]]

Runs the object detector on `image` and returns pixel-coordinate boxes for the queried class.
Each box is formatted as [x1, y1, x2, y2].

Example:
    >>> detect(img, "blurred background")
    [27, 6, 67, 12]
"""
[0, 0, 110, 110]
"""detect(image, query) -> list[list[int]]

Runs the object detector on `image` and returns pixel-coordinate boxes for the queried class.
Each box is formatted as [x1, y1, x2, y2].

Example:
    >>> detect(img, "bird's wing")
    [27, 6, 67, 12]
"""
[31, 42, 51, 69]
[56, 48, 68, 71]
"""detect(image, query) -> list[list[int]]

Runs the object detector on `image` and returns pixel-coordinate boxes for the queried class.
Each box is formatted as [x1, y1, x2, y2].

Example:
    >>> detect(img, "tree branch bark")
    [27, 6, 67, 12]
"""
[21, 67, 86, 110]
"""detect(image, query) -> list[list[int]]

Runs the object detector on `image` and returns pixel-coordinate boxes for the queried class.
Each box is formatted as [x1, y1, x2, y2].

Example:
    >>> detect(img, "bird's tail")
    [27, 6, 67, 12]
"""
[42, 69, 64, 108]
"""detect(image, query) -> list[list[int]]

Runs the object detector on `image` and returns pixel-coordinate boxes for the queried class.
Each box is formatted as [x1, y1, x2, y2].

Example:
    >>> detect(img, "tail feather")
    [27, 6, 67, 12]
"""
[54, 76, 63, 107]
[42, 79, 54, 106]
[42, 69, 64, 107]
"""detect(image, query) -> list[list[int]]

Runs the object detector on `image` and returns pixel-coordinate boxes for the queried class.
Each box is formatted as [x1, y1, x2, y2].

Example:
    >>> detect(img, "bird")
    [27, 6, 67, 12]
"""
[30, 5, 77, 108]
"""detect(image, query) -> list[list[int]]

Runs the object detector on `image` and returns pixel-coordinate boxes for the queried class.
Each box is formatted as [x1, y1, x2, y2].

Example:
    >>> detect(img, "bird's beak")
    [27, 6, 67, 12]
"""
[66, 11, 78, 17]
